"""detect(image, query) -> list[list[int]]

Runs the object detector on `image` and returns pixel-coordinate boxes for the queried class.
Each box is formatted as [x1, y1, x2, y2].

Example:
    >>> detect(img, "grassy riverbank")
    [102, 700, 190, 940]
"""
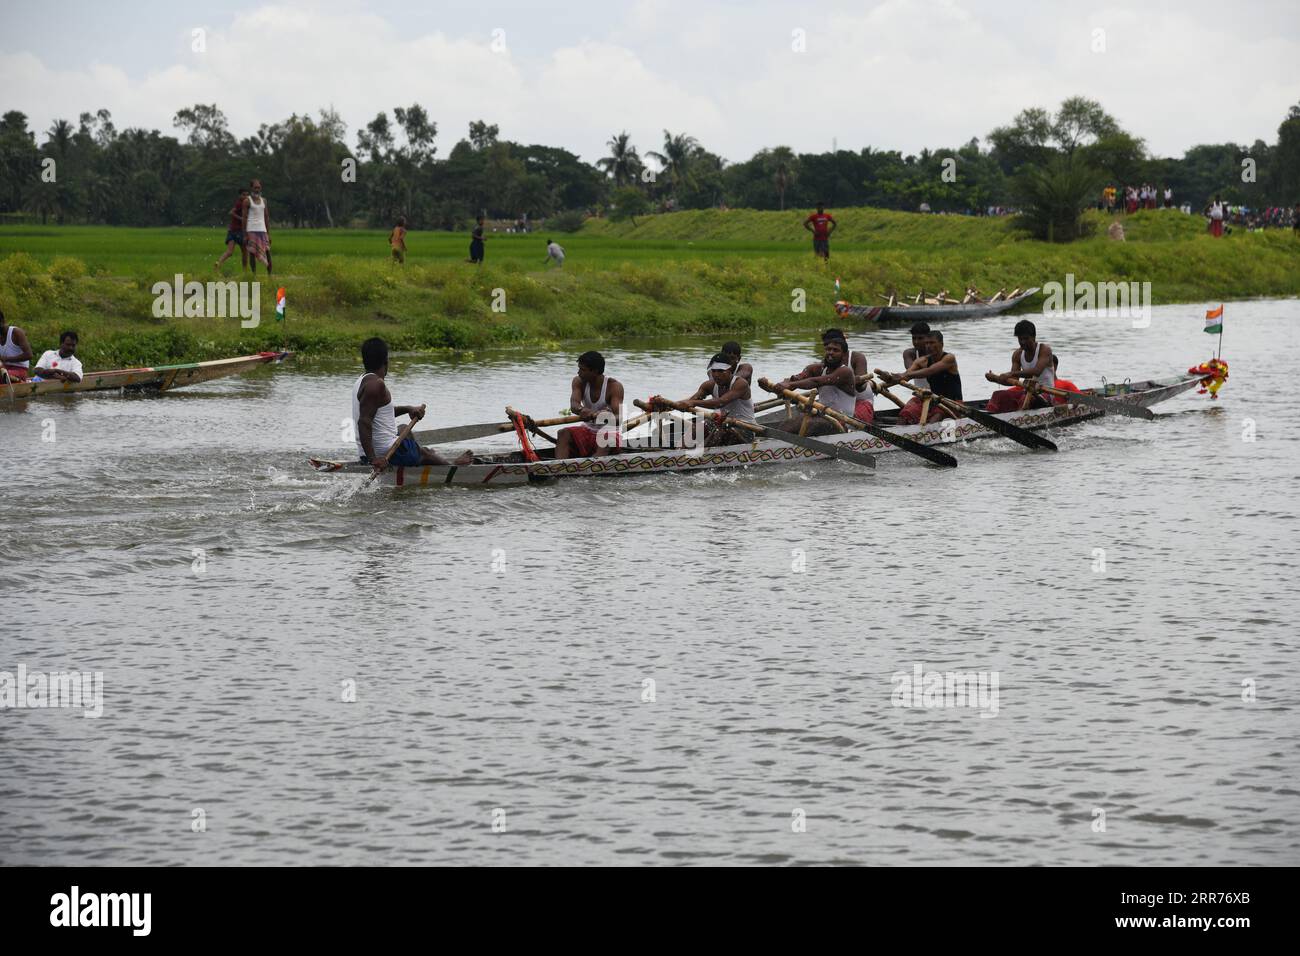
[1, 209, 1296, 367]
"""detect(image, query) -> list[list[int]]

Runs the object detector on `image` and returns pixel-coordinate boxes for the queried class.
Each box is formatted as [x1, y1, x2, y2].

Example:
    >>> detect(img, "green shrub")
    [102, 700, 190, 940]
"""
[616, 263, 679, 302]
[0, 252, 58, 302]
[415, 317, 476, 349]
[438, 281, 474, 316]
[48, 256, 88, 283]
[546, 210, 587, 233]
[318, 256, 380, 305]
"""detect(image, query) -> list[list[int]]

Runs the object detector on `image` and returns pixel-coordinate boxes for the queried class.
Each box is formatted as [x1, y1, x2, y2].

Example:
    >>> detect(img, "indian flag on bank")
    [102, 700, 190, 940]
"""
[1204, 304, 1223, 334]
[275, 287, 286, 322]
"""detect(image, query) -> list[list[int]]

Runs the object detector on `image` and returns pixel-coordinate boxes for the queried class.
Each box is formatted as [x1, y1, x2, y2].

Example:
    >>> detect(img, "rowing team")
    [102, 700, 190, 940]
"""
[1, 312, 83, 384]
[349, 320, 1081, 469]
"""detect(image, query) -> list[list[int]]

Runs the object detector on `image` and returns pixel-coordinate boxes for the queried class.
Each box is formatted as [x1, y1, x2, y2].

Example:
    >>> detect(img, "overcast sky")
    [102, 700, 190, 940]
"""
[2, 0, 1297, 164]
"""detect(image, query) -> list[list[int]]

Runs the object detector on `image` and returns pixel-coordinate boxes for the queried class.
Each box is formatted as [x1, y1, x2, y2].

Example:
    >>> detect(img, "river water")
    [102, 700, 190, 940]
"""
[2, 299, 1297, 866]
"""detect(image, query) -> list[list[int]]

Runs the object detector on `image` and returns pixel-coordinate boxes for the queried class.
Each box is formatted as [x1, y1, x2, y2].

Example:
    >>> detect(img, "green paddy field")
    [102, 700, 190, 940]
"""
[1, 208, 1297, 367]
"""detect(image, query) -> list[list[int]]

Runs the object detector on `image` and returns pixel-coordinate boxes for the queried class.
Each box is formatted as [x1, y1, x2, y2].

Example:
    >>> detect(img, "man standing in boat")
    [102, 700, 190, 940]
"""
[666, 353, 757, 446]
[353, 337, 472, 471]
[804, 202, 837, 260]
[554, 351, 625, 459]
[773, 333, 858, 435]
[879, 329, 961, 424]
[984, 319, 1055, 413]
[1, 308, 33, 382]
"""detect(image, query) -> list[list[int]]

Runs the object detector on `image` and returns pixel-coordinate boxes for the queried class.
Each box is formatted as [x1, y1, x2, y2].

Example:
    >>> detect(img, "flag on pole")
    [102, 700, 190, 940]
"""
[1203, 304, 1223, 334]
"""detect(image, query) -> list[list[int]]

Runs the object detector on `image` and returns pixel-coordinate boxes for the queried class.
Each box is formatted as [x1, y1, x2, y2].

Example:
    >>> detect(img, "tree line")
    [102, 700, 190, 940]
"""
[1, 96, 1296, 229]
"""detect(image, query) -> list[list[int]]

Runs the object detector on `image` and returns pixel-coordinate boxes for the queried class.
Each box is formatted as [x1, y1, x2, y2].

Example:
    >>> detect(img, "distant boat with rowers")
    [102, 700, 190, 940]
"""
[308, 372, 1201, 489]
[1, 351, 293, 400]
[836, 286, 1040, 324]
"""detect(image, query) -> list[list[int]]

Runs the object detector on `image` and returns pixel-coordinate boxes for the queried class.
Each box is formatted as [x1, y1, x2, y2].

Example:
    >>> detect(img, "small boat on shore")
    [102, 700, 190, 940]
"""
[836, 286, 1040, 325]
[1, 351, 293, 400]
[308, 373, 1201, 489]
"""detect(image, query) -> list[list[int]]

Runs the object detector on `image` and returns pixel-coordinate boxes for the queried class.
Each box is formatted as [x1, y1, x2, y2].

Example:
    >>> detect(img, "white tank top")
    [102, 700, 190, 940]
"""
[817, 366, 858, 416]
[245, 196, 267, 231]
[352, 372, 399, 459]
[848, 350, 869, 394]
[904, 348, 928, 388]
[580, 377, 611, 432]
[712, 375, 755, 422]
[1209, 201, 1224, 220]
[1, 327, 28, 367]
[1021, 344, 1055, 389]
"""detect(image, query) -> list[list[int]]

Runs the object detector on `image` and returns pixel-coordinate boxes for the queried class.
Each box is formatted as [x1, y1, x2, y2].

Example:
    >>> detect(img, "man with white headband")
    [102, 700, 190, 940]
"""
[668, 352, 757, 446]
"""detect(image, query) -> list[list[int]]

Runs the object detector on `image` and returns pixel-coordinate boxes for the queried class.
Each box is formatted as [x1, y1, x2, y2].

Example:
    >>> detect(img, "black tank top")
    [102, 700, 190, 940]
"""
[921, 353, 962, 401]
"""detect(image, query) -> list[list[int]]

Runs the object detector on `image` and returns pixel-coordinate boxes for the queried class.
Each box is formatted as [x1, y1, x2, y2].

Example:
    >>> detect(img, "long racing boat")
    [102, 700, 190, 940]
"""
[2, 351, 293, 400]
[308, 373, 1203, 489]
[836, 287, 1040, 325]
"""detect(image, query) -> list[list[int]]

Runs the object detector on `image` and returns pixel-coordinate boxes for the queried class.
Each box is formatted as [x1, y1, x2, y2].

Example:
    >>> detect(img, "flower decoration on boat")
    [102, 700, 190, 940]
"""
[1187, 357, 1229, 398]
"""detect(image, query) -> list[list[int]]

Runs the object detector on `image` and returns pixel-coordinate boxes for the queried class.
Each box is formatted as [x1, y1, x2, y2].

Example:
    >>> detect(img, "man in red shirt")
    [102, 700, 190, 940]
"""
[804, 202, 836, 259]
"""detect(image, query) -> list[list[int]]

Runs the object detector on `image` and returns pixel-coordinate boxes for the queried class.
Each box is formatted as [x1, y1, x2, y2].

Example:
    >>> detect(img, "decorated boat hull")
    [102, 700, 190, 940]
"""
[308, 374, 1202, 489]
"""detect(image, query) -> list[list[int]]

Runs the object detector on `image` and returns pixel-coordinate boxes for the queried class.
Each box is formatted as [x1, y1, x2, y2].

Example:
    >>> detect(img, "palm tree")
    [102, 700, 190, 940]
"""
[23, 179, 60, 225]
[46, 119, 74, 159]
[766, 146, 798, 211]
[597, 131, 642, 187]
[647, 130, 700, 201]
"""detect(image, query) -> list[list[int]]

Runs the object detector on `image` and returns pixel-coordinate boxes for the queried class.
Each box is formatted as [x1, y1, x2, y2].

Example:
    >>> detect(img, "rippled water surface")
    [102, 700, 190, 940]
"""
[2, 300, 1298, 865]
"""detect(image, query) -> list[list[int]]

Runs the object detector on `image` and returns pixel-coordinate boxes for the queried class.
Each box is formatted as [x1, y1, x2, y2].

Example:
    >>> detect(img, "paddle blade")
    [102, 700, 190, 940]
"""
[1060, 391, 1156, 420]
[960, 404, 1058, 451]
[862, 423, 958, 467]
[768, 427, 876, 468]
[413, 421, 509, 444]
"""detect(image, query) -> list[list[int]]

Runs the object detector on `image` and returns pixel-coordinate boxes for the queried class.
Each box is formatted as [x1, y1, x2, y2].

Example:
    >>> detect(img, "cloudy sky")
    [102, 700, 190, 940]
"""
[2, 0, 1297, 163]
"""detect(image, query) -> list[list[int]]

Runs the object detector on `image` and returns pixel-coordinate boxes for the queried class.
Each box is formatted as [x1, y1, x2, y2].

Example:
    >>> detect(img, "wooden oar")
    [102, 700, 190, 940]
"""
[877, 371, 1058, 452]
[870, 377, 907, 409]
[635, 397, 876, 469]
[758, 378, 957, 468]
[365, 413, 421, 485]
[1031, 383, 1155, 420]
[414, 413, 581, 445]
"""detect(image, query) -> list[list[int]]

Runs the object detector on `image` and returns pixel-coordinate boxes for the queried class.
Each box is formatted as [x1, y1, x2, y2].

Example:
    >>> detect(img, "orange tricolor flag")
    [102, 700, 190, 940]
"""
[1204, 305, 1223, 334]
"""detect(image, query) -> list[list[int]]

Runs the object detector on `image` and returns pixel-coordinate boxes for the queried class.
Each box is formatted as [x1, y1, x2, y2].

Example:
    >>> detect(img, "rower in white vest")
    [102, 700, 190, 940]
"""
[1, 308, 33, 382]
[773, 332, 858, 436]
[554, 350, 626, 460]
[670, 353, 757, 447]
[352, 337, 473, 471]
